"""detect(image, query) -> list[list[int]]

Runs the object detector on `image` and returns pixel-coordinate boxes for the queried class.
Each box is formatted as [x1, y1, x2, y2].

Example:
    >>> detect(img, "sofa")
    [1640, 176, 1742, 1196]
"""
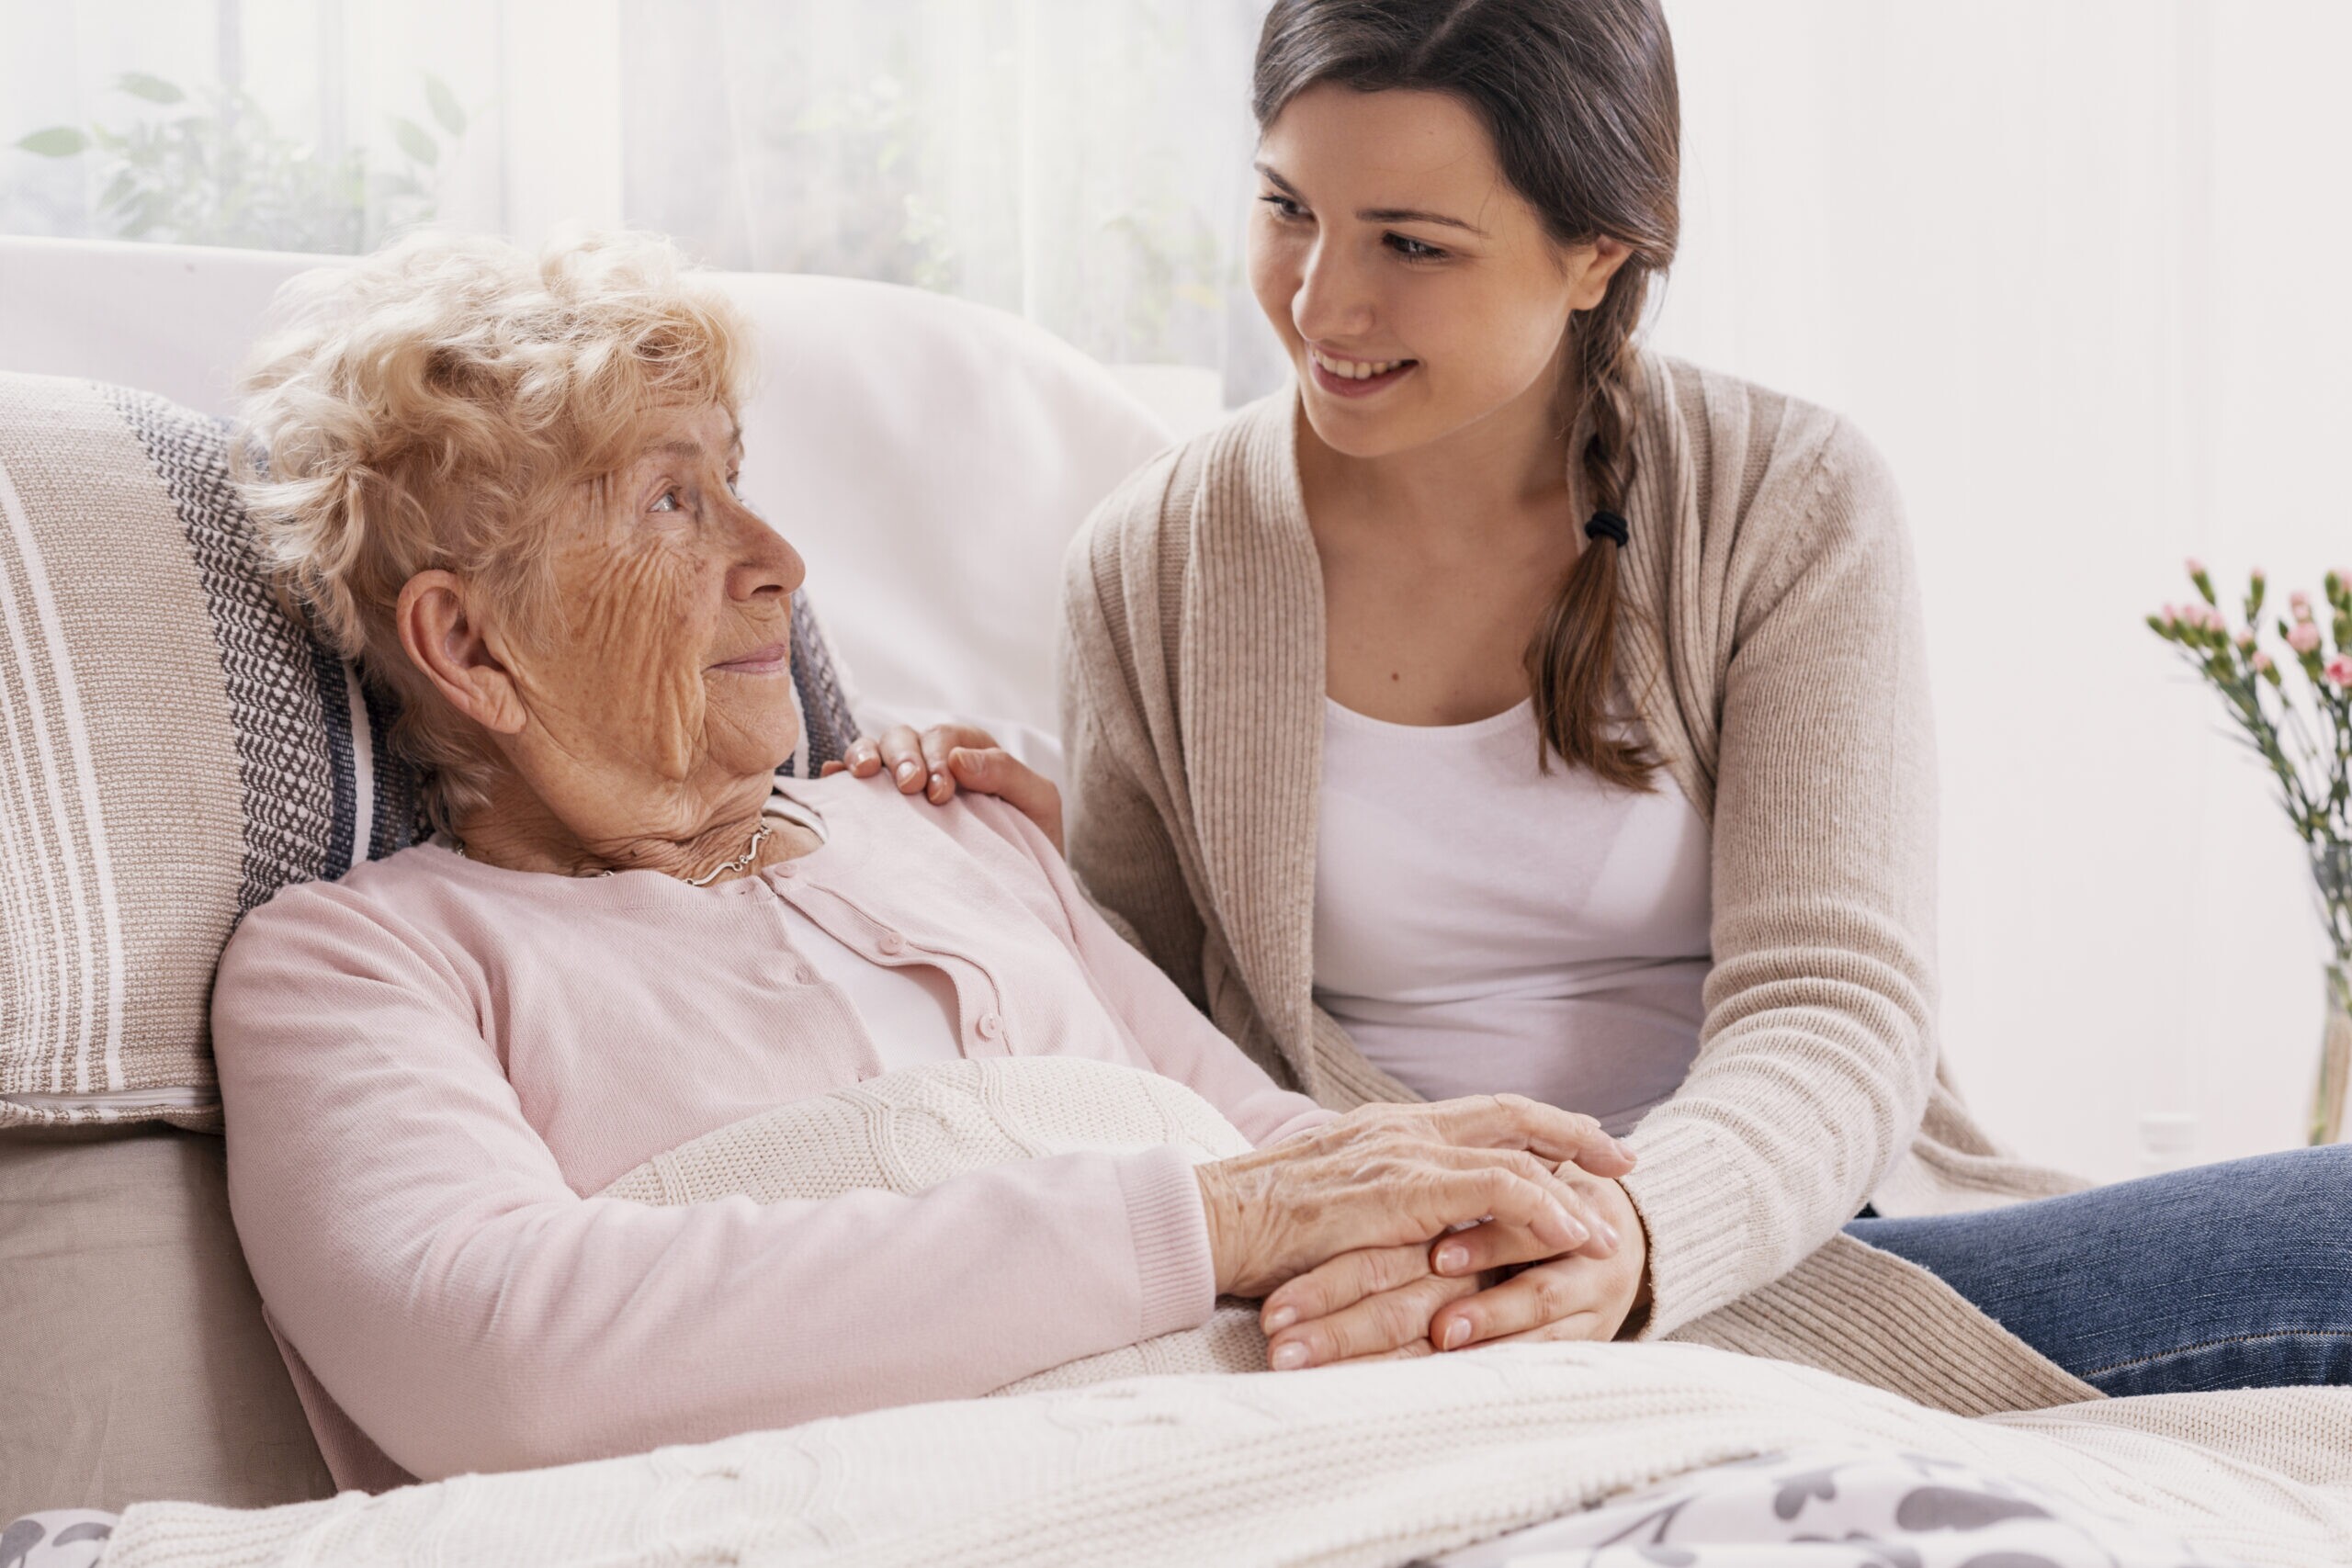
[0, 233, 1171, 1521]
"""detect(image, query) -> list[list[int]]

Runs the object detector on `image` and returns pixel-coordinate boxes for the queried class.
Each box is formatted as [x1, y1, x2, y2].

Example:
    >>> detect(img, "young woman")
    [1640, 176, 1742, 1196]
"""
[842, 0, 2352, 1406]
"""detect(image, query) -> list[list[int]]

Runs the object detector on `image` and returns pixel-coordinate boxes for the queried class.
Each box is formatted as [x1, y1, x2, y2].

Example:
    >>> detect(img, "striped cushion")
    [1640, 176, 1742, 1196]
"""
[0, 374, 858, 1129]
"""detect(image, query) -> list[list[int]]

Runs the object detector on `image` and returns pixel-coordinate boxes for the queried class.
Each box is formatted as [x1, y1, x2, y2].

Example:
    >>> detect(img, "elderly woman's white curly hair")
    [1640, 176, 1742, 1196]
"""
[236, 230, 754, 829]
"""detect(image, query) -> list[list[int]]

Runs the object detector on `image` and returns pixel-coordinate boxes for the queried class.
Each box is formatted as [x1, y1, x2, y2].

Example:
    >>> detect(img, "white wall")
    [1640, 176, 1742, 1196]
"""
[1651, 0, 2352, 1179]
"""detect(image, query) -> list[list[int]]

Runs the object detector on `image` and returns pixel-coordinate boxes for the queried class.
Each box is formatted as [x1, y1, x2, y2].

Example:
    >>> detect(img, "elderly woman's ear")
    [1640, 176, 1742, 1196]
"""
[396, 569, 532, 738]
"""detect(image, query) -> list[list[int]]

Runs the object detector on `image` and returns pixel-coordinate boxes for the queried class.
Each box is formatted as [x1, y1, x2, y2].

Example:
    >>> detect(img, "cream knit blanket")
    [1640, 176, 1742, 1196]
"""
[599, 1057, 1272, 1390]
[102, 1061, 2352, 1567]
[102, 1344, 2351, 1567]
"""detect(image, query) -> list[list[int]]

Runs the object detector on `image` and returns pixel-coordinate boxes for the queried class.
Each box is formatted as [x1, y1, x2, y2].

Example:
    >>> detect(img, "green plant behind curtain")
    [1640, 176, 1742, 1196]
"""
[618, 0, 1262, 376]
[13, 69, 469, 254]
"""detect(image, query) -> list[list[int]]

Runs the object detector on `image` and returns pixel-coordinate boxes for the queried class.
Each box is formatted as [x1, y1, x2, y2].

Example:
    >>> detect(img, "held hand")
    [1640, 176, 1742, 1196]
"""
[1193, 1095, 1634, 1300]
[1258, 1170, 1650, 1369]
[823, 723, 1064, 852]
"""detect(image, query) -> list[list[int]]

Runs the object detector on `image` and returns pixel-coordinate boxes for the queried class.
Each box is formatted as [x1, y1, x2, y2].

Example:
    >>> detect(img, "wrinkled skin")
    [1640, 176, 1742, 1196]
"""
[1256, 1163, 1650, 1369]
[398, 400, 818, 882]
[1198, 1095, 1634, 1299]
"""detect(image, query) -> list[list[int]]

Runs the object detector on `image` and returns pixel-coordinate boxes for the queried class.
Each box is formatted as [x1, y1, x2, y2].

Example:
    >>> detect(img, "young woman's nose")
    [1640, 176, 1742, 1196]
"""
[1291, 237, 1378, 346]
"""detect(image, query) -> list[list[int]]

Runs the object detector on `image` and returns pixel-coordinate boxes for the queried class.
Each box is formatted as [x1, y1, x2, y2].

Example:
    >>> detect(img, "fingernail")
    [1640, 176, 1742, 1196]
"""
[1615, 1139, 1635, 1163]
[1546, 1204, 1586, 1247]
[1270, 1340, 1310, 1371]
[1441, 1319, 1471, 1350]
[895, 761, 918, 782]
[1598, 1222, 1621, 1250]
[1262, 1304, 1297, 1333]
[1434, 1244, 1468, 1274]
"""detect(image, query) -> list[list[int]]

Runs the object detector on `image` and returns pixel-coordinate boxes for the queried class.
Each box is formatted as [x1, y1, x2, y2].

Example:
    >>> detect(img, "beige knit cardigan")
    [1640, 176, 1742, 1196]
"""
[1057, 353, 2100, 1413]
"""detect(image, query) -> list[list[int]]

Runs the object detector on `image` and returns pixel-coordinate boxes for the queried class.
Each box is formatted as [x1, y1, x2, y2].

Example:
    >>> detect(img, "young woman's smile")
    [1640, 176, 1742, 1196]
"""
[1304, 341, 1419, 398]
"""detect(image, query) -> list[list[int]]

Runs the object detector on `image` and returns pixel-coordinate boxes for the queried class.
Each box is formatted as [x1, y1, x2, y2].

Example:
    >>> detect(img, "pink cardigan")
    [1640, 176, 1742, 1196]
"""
[210, 773, 1330, 1485]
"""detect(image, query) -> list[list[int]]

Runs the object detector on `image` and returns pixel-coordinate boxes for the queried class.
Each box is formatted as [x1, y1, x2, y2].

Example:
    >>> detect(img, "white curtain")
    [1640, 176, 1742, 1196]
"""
[615, 0, 1280, 410]
[0, 0, 1275, 412]
[6, 0, 2346, 1179]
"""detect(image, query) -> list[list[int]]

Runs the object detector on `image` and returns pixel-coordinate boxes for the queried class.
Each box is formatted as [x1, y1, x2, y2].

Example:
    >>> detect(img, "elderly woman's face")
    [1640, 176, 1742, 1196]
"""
[494, 400, 805, 835]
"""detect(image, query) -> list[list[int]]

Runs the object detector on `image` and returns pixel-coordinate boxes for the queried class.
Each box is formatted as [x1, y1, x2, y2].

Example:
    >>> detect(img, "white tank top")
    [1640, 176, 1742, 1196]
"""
[1311, 697, 1713, 1136]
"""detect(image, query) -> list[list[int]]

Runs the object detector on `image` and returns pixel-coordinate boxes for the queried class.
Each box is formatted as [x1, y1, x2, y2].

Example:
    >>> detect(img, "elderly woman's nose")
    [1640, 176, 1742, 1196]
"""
[722, 501, 804, 602]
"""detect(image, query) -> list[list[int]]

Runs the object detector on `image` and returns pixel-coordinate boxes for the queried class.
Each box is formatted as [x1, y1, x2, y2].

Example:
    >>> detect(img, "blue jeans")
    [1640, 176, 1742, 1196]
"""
[1845, 1145, 2352, 1396]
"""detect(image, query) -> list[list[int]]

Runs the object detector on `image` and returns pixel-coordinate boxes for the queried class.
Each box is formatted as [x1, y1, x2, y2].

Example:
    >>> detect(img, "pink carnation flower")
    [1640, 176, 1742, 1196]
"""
[2292, 590, 2314, 618]
[2290, 622, 2324, 654]
[2254, 651, 2276, 673]
[2185, 557, 2208, 576]
[2328, 655, 2352, 688]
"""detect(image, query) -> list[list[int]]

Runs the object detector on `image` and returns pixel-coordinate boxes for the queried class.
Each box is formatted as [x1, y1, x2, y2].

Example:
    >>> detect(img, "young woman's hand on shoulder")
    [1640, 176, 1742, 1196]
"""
[828, 723, 1064, 852]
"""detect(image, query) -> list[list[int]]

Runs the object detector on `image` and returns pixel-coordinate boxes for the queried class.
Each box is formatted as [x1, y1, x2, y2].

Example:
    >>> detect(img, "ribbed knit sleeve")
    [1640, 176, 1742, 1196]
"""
[1057, 468, 1219, 1013]
[1120, 1145, 1220, 1338]
[1621, 415, 1940, 1338]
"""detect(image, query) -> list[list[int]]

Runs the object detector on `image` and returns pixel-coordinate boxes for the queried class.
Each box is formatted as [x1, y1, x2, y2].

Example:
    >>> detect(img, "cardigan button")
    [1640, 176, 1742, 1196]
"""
[794, 963, 817, 985]
[877, 930, 906, 956]
[977, 1012, 1003, 1041]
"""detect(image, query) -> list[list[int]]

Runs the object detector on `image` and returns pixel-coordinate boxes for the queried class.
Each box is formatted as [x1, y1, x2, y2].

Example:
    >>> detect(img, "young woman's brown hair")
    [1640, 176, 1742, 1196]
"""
[1252, 0, 1681, 785]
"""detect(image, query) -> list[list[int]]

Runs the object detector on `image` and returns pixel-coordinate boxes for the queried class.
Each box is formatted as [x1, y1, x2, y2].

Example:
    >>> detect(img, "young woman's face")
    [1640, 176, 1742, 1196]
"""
[1249, 85, 1626, 460]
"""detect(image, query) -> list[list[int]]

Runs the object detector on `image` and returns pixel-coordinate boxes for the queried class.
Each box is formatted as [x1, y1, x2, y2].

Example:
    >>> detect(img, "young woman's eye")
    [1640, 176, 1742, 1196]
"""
[1258, 193, 1308, 221]
[1386, 232, 1448, 261]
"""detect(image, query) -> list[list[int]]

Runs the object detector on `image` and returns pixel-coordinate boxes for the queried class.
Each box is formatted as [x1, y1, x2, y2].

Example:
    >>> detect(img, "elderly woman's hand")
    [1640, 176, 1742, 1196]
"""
[1195, 1096, 1634, 1300]
[1252, 1167, 1649, 1368]
[828, 723, 1063, 852]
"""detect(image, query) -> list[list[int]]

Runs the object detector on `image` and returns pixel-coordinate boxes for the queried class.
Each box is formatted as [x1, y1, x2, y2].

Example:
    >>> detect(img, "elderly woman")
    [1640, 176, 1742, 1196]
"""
[211, 231, 1633, 1489]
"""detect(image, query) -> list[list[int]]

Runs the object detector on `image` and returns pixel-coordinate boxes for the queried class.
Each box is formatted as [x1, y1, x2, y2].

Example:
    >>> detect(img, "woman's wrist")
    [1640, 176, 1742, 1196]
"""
[1195, 1156, 1261, 1296]
[1606, 1177, 1655, 1339]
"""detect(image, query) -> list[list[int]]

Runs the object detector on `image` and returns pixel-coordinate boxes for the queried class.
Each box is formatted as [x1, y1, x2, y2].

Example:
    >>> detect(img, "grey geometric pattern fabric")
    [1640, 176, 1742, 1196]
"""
[101, 385, 405, 906]
[783, 589, 856, 776]
[1427, 1444, 2236, 1567]
[0, 1512, 113, 1568]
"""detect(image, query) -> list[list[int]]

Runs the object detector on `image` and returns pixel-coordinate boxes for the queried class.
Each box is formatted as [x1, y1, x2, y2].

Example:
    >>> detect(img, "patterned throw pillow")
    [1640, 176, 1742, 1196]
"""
[0, 374, 858, 1129]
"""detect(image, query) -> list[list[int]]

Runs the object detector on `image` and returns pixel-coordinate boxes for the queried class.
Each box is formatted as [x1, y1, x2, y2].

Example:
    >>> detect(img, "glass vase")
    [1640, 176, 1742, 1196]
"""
[2315, 962, 2352, 1146]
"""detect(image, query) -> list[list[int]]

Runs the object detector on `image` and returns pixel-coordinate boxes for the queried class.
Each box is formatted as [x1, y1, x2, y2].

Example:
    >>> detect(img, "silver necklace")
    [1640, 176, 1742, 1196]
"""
[455, 820, 772, 886]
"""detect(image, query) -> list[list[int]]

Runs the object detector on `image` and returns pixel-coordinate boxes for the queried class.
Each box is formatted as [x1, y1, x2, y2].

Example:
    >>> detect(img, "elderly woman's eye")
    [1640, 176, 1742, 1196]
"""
[651, 489, 681, 513]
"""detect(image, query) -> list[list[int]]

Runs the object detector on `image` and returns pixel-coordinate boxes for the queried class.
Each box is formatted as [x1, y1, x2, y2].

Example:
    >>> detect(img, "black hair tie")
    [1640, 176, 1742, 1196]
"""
[1584, 509, 1630, 547]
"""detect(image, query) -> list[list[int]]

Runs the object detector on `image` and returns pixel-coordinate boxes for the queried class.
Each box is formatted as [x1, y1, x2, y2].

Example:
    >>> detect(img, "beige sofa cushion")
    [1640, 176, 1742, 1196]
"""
[0, 1127, 331, 1517]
